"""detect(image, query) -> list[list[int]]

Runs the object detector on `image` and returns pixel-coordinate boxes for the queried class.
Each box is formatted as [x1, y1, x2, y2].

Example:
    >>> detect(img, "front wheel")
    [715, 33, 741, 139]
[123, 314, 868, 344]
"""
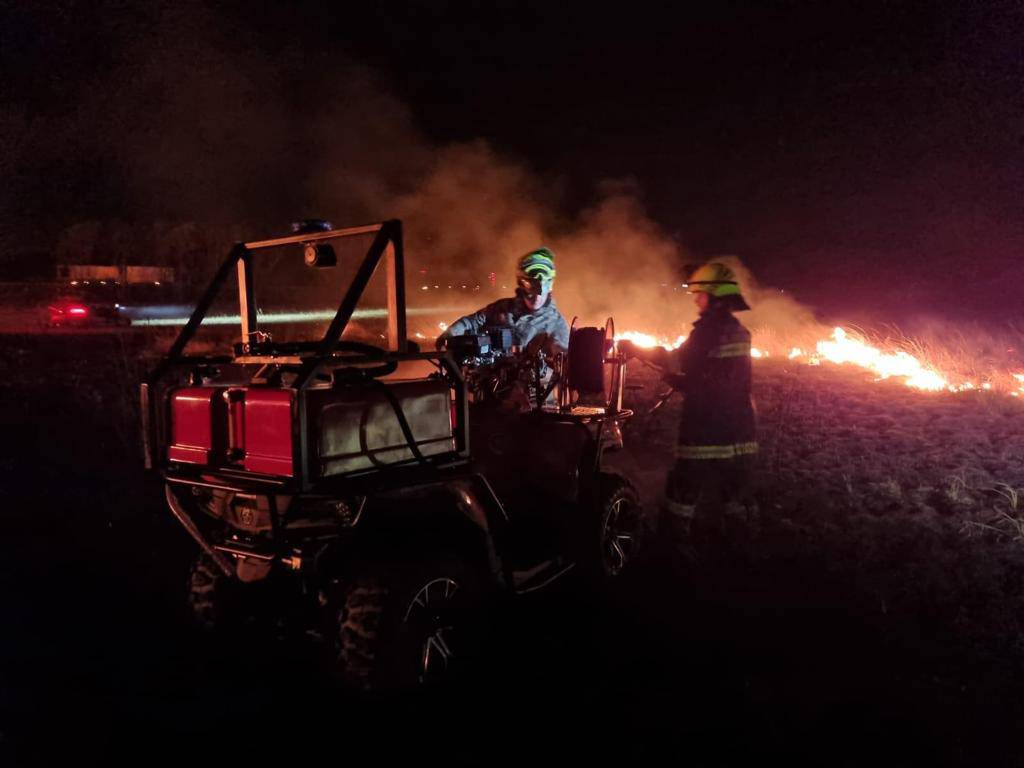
[596, 473, 644, 578]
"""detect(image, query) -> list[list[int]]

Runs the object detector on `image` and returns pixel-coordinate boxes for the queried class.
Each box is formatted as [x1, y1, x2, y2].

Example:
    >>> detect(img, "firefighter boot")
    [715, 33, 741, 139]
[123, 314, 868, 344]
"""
[659, 501, 697, 561]
[722, 499, 753, 543]
[691, 502, 729, 560]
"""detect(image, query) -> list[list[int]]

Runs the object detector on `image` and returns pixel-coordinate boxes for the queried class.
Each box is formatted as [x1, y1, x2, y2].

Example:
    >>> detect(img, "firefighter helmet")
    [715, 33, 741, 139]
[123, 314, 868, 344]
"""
[686, 262, 750, 310]
[685, 262, 742, 296]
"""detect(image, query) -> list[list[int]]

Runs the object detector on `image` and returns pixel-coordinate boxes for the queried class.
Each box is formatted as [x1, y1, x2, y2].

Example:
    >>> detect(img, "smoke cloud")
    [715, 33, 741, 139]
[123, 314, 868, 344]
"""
[4, 2, 826, 343]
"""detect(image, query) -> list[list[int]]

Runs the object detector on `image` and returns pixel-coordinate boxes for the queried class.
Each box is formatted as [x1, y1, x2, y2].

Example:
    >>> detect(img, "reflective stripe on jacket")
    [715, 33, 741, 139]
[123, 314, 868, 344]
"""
[675, 442, 758, 460]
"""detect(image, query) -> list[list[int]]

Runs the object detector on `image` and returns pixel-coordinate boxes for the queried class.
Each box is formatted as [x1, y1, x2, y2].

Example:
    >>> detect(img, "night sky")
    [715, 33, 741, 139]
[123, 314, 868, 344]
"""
[2, 0, 1022, 320]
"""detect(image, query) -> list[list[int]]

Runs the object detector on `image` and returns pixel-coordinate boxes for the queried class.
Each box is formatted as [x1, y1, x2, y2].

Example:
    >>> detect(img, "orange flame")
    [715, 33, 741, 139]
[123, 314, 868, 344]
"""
[615, 330, 687, 350]
[617, 325, 1024, 396]
[814, 327, 948, 391]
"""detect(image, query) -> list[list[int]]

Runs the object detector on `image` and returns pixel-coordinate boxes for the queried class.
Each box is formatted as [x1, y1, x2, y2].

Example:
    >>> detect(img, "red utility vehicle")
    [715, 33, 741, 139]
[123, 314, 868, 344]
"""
[142, 219, 644, 689]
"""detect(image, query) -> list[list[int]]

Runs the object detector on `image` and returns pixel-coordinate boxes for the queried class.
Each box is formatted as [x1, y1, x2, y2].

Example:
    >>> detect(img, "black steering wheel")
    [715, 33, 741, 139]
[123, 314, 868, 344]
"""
[325, 339, 399, 379]
[264, 340, 400, 385]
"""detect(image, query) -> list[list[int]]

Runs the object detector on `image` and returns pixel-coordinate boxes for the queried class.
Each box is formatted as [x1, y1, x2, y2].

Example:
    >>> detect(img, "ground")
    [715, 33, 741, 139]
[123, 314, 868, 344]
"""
[3, 331, 1024, 766]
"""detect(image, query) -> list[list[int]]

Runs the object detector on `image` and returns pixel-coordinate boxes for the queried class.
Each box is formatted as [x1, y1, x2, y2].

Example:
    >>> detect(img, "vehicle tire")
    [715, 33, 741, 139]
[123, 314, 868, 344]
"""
[331, 554, 486, 692]
[186, 553, 281, 635]
[594, 473, 644, 578]
[187, 553, 231, 631]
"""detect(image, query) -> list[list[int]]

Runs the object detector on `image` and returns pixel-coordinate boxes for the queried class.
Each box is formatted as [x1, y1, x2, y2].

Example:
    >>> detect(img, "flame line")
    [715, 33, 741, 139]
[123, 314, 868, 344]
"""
[616, 326, 1024, 397]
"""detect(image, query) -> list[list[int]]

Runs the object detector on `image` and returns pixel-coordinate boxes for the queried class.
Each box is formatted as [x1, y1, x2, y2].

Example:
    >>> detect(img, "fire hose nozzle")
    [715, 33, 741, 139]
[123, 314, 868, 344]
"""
[649, 388, 678, 415]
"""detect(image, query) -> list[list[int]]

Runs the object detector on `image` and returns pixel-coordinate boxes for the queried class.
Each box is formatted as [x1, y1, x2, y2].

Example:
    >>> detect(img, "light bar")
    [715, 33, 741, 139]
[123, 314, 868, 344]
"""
[130, 306, 462, 327]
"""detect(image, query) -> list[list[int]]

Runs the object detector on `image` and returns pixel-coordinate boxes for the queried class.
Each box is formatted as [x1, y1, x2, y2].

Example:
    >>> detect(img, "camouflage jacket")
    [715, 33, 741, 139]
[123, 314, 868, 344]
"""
[442, 295, 570, 351]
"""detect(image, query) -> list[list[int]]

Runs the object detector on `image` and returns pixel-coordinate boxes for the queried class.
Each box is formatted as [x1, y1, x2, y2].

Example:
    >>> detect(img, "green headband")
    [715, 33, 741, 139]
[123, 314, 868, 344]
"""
[517, 248, 556, 287]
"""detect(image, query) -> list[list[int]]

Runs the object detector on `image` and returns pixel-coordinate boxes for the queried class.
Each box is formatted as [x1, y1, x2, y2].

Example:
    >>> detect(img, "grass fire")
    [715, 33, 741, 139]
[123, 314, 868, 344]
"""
[617, 325, 1024, 396]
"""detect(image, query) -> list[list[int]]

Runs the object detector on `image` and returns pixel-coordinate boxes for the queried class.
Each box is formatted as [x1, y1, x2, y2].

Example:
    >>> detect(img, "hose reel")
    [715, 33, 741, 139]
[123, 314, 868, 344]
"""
[560, 318, 623, 413]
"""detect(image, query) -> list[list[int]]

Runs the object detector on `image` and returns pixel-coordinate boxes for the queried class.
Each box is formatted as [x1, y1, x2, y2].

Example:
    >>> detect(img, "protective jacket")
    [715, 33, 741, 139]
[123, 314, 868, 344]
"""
[672, 303, 757, 459]
[442, 294, 570, 350]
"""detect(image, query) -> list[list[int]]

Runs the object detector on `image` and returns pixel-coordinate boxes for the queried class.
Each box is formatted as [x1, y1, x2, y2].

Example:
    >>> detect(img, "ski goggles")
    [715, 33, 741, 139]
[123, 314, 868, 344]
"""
[516, 272, 553, 295]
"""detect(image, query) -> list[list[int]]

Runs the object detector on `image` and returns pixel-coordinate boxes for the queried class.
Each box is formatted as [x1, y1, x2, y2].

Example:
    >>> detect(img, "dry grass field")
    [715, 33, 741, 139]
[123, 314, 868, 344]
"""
[623, 356, 1024, 519]
[4, 332, 1024, 766]
[620, 357, 1024, 639]
[612, 359, 1024, 764]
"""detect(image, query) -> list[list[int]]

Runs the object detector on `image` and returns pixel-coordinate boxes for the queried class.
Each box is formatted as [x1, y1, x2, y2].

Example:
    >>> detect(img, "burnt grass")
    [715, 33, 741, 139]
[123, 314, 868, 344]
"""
[4, 333, 1024, 766]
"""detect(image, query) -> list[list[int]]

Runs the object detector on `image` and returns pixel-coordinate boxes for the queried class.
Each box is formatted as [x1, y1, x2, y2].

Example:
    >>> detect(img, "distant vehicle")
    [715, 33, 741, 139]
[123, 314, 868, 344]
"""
[46, 284, 131, 328]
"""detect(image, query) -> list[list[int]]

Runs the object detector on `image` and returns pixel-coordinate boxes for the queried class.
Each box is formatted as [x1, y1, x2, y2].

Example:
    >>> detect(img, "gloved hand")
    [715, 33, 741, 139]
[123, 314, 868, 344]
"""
[435, 335, 448, 351]
[523, 332, 560, 365]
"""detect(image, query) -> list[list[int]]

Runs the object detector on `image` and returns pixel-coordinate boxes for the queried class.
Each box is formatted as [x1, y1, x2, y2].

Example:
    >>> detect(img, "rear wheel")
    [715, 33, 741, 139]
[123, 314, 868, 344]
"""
[332, 554, 484, 692]
[186, 553, 273, 633]
[186, 554, 231, 631]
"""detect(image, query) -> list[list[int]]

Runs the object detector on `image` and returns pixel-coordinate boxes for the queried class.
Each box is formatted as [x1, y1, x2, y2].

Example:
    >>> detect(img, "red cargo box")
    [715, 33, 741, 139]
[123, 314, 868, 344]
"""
[168, 381, 451, 480]
[243, 389, 295, 476]
[168, 388, 226, 465]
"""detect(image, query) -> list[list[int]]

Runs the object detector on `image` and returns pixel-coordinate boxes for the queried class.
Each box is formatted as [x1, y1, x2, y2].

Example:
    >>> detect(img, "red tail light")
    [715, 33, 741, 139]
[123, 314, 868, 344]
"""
[67, 305, 89, 316]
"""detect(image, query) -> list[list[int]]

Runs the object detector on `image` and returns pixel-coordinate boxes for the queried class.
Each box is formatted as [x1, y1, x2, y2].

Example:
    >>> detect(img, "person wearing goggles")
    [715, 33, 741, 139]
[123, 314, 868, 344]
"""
[437, 247, 569, 352]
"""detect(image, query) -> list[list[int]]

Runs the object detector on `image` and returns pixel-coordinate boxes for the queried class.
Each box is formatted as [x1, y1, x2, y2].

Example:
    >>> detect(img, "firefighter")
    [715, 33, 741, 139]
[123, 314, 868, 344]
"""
[618, 262, 757, 547]
[437, 247, 570, 352]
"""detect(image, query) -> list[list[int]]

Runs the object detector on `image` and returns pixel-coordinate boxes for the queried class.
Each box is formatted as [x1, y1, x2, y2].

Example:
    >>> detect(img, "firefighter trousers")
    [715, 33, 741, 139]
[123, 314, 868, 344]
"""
[660, 455, 758, 542]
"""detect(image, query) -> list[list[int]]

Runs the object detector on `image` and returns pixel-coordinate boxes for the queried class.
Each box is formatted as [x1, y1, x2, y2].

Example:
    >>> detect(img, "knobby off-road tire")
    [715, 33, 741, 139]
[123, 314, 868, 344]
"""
[187, 554, 231, 631]
[594, 473, 644, 579]
[187, 554, 291, 637]
[334, 579, 387, 687]
[332, 554, 486, 693]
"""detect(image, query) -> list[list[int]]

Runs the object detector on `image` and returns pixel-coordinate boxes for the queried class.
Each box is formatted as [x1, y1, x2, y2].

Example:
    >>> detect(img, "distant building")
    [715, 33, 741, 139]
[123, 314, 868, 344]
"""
[57, 264, 176, 284]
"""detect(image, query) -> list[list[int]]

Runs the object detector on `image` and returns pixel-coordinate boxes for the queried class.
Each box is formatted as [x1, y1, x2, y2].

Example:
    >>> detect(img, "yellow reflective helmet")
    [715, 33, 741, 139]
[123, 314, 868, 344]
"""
[685, 262, 750, 310]
[685, 262, 741, 296]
